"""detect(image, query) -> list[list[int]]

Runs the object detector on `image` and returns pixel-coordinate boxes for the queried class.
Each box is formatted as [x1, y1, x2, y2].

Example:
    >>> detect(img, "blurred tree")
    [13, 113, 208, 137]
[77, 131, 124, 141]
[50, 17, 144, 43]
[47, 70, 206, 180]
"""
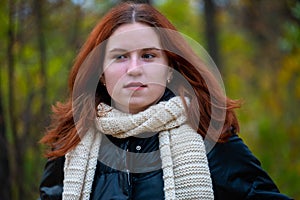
[6, 0, 17, 198]
[0, 0, 10, 199]
[204, 0, 221, 70]
[1, 0, 87, 198]
[33, 0, 47, 120]
[219, 0, 300, 198]
[0, 77, 10, 200]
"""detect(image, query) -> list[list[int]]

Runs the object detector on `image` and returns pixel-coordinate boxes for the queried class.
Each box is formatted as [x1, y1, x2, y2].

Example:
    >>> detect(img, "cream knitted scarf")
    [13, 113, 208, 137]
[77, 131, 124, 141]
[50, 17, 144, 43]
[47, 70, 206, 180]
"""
[63, 96, 214, 200]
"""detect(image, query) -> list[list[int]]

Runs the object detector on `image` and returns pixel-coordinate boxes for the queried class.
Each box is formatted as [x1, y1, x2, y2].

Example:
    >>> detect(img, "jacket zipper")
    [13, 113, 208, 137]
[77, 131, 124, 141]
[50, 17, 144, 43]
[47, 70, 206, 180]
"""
[126, 148, 131, 186]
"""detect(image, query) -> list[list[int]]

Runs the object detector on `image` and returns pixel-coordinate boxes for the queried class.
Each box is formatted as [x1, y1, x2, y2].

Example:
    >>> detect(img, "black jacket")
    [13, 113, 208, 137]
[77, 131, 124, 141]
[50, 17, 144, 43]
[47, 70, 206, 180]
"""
[39, 89, 292, 200]
[39, 133, 293, 200]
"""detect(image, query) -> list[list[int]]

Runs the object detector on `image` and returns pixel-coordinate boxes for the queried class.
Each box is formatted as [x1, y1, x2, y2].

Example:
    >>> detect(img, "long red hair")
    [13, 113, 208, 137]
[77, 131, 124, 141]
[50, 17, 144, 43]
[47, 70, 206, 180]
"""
[40, 2, 240, 158]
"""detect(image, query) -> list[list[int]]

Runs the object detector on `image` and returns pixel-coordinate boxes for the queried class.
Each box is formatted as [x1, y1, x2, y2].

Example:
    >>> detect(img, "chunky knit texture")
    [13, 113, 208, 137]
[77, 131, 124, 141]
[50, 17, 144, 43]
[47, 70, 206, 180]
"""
[63, 96, 214, 199]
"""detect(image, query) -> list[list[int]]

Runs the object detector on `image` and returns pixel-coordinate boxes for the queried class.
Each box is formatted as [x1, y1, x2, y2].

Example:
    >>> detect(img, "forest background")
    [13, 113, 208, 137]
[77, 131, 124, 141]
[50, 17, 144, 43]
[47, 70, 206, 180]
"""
[0, 0, 299, 199]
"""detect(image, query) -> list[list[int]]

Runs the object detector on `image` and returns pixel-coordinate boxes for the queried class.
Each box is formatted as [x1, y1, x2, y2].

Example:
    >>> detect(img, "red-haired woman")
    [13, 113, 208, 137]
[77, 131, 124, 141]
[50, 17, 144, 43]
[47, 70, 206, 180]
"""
[39, 2, 292, 200]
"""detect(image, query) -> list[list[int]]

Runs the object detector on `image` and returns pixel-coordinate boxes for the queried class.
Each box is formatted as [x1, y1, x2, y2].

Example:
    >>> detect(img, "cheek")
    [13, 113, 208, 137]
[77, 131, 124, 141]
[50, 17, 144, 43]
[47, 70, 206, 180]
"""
[146, 67, 169, 84]
[104, 67, 126, 93]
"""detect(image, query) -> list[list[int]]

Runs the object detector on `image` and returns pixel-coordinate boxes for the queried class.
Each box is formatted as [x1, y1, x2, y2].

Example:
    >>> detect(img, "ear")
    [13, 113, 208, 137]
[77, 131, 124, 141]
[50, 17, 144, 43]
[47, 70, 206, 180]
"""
[167, 68, 173, 83]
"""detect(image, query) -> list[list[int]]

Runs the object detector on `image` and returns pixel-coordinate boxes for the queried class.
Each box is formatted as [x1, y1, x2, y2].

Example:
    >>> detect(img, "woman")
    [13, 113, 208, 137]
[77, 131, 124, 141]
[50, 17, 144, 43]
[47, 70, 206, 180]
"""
[39, 2, 292, 200]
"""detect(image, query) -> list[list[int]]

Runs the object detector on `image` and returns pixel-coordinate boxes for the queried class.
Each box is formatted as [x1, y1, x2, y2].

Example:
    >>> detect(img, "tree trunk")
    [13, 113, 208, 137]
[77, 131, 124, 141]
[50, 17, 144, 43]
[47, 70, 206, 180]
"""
[203, 0, 221, 71]
[0, 74, 10, 200]
[7, 0, 19, 198]
[70, 4, 82, 50]
[34, 0, 47, 121]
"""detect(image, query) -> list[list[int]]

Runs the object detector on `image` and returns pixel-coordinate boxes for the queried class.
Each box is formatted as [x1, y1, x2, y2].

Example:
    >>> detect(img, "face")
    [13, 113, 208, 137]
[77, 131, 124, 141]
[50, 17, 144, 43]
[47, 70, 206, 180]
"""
[103, 23, 171, 113]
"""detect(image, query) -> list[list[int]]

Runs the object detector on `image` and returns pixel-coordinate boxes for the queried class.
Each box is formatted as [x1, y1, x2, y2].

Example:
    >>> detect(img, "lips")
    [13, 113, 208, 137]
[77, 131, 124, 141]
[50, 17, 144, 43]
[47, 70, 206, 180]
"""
[124, 82, 147, 89]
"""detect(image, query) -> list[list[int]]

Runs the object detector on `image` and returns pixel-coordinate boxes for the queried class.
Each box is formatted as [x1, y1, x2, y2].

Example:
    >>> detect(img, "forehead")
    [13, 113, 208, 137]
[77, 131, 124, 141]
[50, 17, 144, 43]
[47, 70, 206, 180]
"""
[106, 23, 162, 51]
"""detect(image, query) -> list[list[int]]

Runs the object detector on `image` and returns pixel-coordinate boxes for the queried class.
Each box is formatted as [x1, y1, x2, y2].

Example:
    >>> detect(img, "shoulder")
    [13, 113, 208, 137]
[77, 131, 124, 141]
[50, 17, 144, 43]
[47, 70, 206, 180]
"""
[39, 156, 65, 200]
[207, 134, 293, 200]
[207, 134, 260, 168]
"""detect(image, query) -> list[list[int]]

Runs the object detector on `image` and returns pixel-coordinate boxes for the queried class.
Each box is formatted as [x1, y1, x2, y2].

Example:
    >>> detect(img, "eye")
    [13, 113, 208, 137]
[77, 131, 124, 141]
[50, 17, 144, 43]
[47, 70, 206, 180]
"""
[142, 53, 156, 60]
[115, 54, 127, 60]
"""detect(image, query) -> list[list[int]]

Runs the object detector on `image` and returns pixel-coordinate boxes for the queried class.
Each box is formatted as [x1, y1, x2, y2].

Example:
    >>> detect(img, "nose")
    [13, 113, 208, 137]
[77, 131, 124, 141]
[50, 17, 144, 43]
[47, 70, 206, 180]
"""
[127, 54, 142, 76]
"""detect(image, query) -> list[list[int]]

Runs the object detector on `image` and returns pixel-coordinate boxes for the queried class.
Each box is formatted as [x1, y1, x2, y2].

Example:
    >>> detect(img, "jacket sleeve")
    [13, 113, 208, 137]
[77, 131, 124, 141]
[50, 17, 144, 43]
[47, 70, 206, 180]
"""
[207, 134, 293, 200]
[39, 156, 65, 200]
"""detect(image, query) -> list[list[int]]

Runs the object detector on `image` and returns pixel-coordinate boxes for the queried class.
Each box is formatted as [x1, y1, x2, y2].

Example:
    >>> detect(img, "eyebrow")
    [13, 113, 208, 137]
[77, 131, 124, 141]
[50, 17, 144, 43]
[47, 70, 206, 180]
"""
[142, 47, 162, 52]
[108, 47, 162, 53]
[108, 48, 127, 53]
